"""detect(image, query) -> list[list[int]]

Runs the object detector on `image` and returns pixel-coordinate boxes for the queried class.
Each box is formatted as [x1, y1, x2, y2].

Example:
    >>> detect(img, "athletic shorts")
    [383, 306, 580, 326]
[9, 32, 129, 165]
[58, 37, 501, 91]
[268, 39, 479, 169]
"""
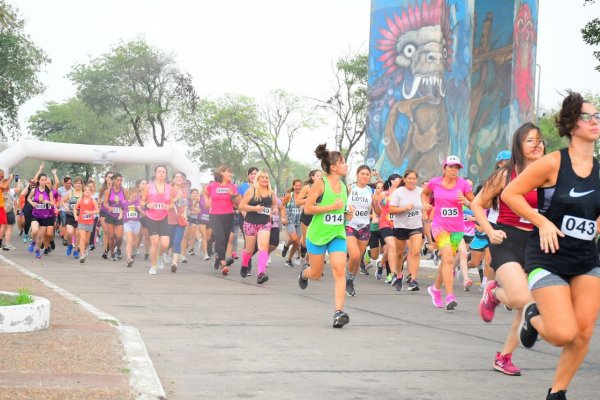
[59, 211, 67, 226]
[188, 216, 200, 226]
[199, 214, 210, 225]
[0, 208, 6, 225]
[269, 227, 280, 247]
[124, 220, 141, 235]
[145, 217, 170, 237]
[100, 209, 108, 218]
[469, 234, 489, 251]
[77, 223, 94, 233]
[306, 236, 347, 255]
[345, 225, 370, 241]
[368, 230, 385, 249]
[379, 227, 394, 240]
[65, 214, 78, 228]
[393, 227, 423, 241]
[104, 214, 124, 226]
[463, 235, 474, 244]
[243, 221, 271, 236]
[286, 223, 302, 237]
[6, 210, 15, 225]
[300, 213, 313, 227]
[489, 224, 531, 272]
[528, 266, 600, 291]
[432, 227, 463, 254]
[33, 216, 55, 227]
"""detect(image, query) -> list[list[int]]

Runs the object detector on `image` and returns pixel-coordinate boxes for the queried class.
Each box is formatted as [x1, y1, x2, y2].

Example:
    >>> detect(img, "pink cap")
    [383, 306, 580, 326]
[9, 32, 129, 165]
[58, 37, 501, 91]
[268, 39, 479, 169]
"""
[444, 155, 463, 168]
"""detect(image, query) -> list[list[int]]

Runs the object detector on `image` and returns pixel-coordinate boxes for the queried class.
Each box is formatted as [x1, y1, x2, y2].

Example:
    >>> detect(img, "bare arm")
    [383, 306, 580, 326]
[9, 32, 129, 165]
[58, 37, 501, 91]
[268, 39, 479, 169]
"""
[238, 189, 260, 213]
[295, 185, 310, 206]
[470, 171, 507, 244]
[304, 179, 344, 215]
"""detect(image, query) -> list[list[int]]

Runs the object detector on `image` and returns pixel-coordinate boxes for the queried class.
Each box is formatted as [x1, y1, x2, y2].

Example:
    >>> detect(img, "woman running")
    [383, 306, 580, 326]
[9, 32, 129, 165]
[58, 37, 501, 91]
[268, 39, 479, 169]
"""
[167, 171, 189, 273]
[121, 187, 143, 268]
[238, 170, 277, 283]
[207, 165, 239, 275]
[198, 184, 213, 259]
[73, 184, 99, 263]
[422, 156, 474, 310]
[298, 144, 351, 328]
[502, 92, 600, 399]
[296, 170, 322, 266]
[389, 169, 423, 292]
[27, 174, 55, 259]
[142, 165, 174, 275]
[281, 179, 303, 267]
[103, 173, 126, 261]
[62, 177, 84, 258]
[471, 122, 545, 377]
[378, 174, 402, 287]
[99, 171, 114, 259]
[368, 181, 386, 279]
[180, 188, 200, 263]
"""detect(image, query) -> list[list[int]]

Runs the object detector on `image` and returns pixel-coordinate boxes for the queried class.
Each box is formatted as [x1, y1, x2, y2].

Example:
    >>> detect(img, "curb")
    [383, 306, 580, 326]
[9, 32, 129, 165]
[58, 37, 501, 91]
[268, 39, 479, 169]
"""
[0, 254, 167, 400]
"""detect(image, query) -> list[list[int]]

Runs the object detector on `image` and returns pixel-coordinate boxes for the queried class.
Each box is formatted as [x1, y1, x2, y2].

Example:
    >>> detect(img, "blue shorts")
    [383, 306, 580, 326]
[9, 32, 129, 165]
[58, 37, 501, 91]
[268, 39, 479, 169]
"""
[469, 233, 489, 251]
[306, 237, 347, 255]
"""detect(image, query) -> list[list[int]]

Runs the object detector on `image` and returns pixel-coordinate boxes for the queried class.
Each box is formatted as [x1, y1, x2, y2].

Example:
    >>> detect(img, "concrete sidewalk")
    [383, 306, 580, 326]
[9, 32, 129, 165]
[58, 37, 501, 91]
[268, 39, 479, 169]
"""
[2, 242, 600, 399]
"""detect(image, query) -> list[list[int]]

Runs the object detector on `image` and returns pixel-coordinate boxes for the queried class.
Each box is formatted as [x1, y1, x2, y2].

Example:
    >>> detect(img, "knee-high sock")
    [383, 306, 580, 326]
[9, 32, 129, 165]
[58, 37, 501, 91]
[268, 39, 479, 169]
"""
[242, 250, 252, 268]
[258, 250, 268, 275]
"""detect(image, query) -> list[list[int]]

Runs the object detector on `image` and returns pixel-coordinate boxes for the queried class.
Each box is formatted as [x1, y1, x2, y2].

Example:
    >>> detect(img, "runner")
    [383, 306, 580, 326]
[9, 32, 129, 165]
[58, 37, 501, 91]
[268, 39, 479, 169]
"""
[27, 174, 55, 259]
[0, 170, 14, 251]
[389, 169, 423, 292]
[2, 175, 19, 251]
[502, 92, 600, 399]
[135, 179, 151, 261]
[198, 184, 212, 260]
[238, 170, 277, 283]
[62, 176, 84, 258]
[422, 156, 474, 310]
[281, 179, 303, 267]
[57, 176, 72, 246]
[167, 171, 189, 273]
[99, 171, 114, 259]
[378, 174, 402, 287]
[296, 170, 322, 266]
[103, 173, 126, 261]
[21, 163, 44, 243]
[73, 184, 99, 263]
[368, 181, 385, 279]
[121, 186, 143, 268]
[180, 187, 200, 263]
[471, 122, 545, 377]
[298, 144, 351, 328]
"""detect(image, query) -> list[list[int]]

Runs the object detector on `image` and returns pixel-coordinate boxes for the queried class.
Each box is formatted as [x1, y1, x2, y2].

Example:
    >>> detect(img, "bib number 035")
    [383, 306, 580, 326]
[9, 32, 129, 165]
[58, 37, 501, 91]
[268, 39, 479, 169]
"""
[323, 213, 344, 225]
[561, 215, 597, 241]
[441, 207, 458, 217]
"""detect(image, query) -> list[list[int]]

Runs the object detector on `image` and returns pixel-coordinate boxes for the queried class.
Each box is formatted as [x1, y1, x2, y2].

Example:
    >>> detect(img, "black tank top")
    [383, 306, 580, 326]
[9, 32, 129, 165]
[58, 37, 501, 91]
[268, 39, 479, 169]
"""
[525, 148, 600, 275]
[244, 190, 273, 225]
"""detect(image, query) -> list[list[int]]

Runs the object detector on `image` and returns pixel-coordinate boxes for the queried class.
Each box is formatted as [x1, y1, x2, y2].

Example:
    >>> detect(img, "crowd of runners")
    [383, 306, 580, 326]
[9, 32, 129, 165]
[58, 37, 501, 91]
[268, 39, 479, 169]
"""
[0, 92, 597, 400]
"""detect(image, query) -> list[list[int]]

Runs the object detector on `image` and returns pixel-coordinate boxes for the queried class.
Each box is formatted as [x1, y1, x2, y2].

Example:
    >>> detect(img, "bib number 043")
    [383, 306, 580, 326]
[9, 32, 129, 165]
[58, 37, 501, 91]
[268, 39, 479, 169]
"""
[561, 215, 597, 241]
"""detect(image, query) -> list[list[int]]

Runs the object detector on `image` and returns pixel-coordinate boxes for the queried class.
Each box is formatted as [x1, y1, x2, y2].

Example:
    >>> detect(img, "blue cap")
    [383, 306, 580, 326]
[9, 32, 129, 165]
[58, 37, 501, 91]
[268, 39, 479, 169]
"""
[496, 150, 511, 162]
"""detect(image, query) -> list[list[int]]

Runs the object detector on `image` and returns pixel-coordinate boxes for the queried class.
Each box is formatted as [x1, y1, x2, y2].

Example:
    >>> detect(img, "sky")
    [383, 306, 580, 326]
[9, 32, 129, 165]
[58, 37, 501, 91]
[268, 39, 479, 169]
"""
[11, 0, 600, 167]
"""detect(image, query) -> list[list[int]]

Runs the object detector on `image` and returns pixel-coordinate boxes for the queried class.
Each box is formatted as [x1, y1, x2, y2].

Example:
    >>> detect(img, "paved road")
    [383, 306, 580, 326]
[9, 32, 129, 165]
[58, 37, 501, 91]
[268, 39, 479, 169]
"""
[4, 240, 600, 400]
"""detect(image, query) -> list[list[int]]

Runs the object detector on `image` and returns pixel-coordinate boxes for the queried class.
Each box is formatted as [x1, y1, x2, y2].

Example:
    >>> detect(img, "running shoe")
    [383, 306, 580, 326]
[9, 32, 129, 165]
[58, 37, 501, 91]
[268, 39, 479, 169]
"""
[181, 256, 188, 264]
[345, 278, 356, 297]
[110, 253, 116, 262]
[394, 276, 403, 291]
[28, 242, 35, 253]
[203, 255, 210, 261]
[247, 259, 252, 276]
[73, 250, 79, 259]
[240, 266, 248, 278]
[519, 302, 540, 348]
[445, 294, 458, 311]
[148, 266, 157, 275]
[375, 261, 383, 280]
[126, 258, 134, 268]
[157, 256, 165, 270]
[102, 250, 108, 259]
[225, 257, 235, 267]
[222, 266, 229, 276]
[35, 249, 41, 259]
[479, 280, 499, 323]
[385, 273, 394, 284]
[281, 243, 290, 258]
[116, 248, 123, 260]
[432, 250, 440, 266]
[293, 256, 302, 267]
[298, 264, 309, 290]
[50, 240, 56, 250]
[80, 253, 87, 264]
[62, 239, 68, 246]
[43, 248, 50, 255]
[213, 254, 220, 270]
[89, 244, 95, 251]
[407, 280, 420, 291]
[389, 274, 398, 286]
[144, 253, 150, 261]
[232, 251, 238, 259]
[333, 310, 350, 328]
[546, 389, 567, 400]
[285, 259, 293, 268]
[493, 352, 521, 376]
[463, 278, 473, 292]
[427, 285, 443, 308]
[66, 244, 73, 256]
[405, 274, 412, 283]
[23, 234, 29, 243]
[359, 261, 369, 276]
[257, 273, 268, 284]
[162, 253, 171, 265]
[171, 264, 177, 273]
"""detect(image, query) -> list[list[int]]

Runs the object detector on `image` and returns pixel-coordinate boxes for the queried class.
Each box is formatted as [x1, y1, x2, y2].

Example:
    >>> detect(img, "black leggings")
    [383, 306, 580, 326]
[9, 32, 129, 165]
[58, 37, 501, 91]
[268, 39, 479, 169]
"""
[210, 213, 234, 263]
[24, 210, 33, 236]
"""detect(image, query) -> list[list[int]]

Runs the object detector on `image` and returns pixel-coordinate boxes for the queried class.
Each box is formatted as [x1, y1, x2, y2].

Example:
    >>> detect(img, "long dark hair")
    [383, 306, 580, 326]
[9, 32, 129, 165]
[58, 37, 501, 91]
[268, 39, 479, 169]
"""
[484, 122, 542, 210]
[383, 174, 402, 191]
[315, 144, 343, 174]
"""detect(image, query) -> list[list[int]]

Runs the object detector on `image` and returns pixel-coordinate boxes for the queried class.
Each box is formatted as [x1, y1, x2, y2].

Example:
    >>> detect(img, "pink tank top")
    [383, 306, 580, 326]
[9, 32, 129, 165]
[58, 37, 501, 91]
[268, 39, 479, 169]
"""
[146, 182, 171, 221]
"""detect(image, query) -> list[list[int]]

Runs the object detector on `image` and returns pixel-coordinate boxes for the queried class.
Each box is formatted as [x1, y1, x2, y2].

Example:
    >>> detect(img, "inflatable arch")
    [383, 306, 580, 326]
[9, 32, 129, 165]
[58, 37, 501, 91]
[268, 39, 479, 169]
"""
[0, 140, 201, 186]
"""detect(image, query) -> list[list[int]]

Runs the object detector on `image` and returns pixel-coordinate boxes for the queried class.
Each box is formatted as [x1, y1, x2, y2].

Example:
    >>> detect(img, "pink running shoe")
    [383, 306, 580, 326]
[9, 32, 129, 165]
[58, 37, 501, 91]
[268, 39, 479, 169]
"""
[463, 278, 473, 291]
[427, 285, 443, 308]
[479, 280, 500, 322]
[493, 352, 521, 376]
[445, 294, 458, 310]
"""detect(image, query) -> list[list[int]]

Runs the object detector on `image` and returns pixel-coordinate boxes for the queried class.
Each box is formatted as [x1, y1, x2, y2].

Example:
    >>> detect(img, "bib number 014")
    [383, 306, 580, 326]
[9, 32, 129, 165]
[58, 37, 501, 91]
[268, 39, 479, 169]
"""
[323, 213, 344, 225]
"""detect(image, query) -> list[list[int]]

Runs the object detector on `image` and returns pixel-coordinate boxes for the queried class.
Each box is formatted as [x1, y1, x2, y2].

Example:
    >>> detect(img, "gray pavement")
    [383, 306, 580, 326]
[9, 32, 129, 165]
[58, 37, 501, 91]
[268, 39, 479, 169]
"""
[3, 240, 600, 400]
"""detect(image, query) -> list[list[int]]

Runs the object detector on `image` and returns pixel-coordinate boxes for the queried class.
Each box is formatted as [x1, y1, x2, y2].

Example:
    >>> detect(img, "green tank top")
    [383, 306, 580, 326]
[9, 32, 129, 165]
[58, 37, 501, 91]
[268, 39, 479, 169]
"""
[306, 177, 347, 245]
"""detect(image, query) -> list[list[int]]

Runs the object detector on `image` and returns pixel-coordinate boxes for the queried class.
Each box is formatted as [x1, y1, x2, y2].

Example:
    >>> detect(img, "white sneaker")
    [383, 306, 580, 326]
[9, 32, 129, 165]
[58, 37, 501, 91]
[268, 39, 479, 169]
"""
[293, 257, 302, 267]
[203, 255, 210, 261]
[162, 253, 171, 264]
[267, 257, 272, 266]
[157, 257, 165, 269]
[148, 267, 158, 275]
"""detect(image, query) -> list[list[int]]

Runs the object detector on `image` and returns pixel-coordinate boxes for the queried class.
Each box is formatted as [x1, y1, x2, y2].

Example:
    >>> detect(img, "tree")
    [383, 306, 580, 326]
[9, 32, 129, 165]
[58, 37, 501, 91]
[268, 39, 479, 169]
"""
[582, 0, 600, 71]
[314, 51, 368, 163]
[0, 1, 50, 139]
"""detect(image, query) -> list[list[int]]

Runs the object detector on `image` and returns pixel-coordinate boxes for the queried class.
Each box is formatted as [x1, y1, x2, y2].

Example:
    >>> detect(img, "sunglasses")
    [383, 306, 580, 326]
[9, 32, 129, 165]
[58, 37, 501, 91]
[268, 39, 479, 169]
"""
[580, 112, 600, 123]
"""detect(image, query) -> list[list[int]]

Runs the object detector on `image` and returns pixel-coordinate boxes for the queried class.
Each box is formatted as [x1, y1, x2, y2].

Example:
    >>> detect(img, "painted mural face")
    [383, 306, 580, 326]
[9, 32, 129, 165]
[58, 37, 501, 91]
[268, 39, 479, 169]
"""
[514, 3, 535, 116]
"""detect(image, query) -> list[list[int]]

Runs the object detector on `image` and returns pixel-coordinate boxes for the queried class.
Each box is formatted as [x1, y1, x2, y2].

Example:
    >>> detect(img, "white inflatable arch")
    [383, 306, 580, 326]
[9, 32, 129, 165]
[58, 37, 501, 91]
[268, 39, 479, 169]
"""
[0, 140, 201, 186]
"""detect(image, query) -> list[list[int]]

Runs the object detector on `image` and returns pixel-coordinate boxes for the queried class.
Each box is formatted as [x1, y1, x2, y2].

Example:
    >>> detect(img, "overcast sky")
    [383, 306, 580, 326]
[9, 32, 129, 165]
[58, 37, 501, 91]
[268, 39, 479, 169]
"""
[13, 0, 600, 165]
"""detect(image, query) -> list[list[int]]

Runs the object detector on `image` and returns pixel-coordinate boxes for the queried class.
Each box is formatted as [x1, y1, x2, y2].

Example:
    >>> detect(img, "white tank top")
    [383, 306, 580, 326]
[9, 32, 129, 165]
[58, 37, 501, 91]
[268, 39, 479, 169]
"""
[346, 185, 372, 230]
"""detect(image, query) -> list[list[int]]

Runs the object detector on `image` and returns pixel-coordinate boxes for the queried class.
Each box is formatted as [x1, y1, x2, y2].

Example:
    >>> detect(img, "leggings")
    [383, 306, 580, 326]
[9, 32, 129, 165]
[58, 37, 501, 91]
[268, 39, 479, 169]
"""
[89, 217, 99, 246]
[211, 213, 234, 263]
[168, 224, 186, 254]
[24, 210, 33, 236]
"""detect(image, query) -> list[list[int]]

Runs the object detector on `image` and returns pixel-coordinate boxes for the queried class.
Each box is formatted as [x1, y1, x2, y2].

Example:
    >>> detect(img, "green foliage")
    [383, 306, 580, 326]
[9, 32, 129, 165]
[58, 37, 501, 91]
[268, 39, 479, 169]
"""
[582, 0, 600, 72]
[0, 288, 34, 306]
[0, 1, 50, 139]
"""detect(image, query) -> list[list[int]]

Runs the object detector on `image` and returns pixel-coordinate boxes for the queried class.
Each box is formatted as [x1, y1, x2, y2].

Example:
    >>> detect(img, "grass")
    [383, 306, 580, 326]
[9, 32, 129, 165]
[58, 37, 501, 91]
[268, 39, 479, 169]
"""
[0, 288, 34, 306]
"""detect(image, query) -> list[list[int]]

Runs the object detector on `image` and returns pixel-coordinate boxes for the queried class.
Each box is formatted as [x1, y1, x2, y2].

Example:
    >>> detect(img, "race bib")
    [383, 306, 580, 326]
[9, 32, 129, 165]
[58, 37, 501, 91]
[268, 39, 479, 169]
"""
[216, 188, 229, 194]
[258, 207, 271, 215]
[81, 213, 93, 221]
[201, 214, 210, 221]
[127, 211, 138, 218]
[354, 210, 369, 218]
[112, 207, 121, 214]
[441, 207, 459, 217]
[35, 203, 46, 210]
[154, 203, 166, 210]
[388, 213, 395, 221]
[561, 215, 597, 241]
[323, 213, 344, 225]
[406, 210, 420, 219]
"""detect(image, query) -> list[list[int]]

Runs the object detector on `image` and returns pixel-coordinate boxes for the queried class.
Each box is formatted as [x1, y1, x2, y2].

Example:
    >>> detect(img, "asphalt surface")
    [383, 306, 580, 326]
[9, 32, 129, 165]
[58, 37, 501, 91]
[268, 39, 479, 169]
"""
[4, 238, 600, 400]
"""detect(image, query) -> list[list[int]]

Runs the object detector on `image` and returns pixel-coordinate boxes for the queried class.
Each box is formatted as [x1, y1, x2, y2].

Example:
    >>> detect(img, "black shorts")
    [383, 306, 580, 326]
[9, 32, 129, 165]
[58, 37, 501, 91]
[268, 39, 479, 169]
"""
[6, 210, 15, 225]
[269, 227, 280, 247]
[463, 235, 474, 244]
[188, 216, 200, 226]
[145, 216, 170, 237]
[379, 227, 394, 240]
[33, 216, 55, 227]
[100, 209, 109, 218]
[368, 229, 385, 249]
[489, 224, 532, 271]
[300, 213, 313, 226]
[65, 214, 78, 228]
[104, 214, 124, 226]
[393, 227, 423, 241]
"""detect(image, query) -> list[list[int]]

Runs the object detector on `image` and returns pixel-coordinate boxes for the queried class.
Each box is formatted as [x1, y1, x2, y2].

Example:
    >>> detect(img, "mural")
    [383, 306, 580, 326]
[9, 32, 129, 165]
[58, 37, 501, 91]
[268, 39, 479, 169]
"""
[367, 0, 538, 183]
